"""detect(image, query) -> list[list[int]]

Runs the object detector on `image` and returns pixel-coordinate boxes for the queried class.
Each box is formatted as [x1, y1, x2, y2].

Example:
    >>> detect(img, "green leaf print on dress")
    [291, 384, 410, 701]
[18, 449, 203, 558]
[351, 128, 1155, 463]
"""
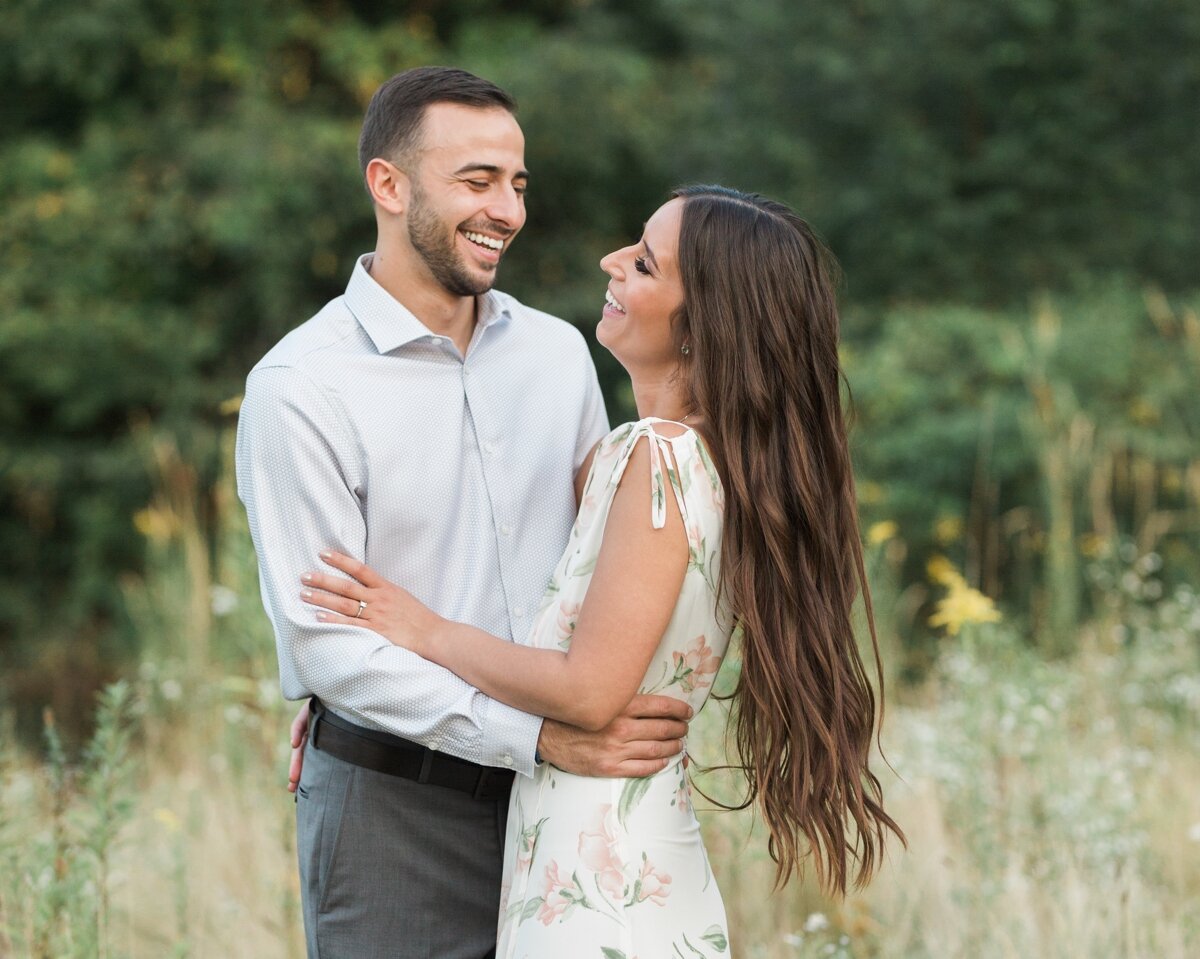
[617, 775, 654, 827]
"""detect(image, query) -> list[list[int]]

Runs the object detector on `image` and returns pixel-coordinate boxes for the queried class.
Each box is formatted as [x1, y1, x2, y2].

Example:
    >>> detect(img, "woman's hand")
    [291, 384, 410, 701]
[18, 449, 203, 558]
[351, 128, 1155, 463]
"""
[287, 698, 310, 793]
[299, 550, 444, 656]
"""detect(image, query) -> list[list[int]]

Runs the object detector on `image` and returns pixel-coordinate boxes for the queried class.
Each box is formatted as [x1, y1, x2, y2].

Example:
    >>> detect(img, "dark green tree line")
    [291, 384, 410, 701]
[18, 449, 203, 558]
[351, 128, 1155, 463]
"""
[1, 0, 1197, 725]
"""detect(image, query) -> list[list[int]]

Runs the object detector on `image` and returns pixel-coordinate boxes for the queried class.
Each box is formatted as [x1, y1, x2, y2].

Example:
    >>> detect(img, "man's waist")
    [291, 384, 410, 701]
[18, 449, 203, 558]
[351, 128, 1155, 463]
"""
[308, 698, 514, 801]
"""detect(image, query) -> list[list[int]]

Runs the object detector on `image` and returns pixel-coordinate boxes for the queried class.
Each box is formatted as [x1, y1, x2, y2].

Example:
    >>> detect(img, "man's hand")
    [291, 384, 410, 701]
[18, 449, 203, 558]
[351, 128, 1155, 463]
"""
[537, 694, 692, 777]
[287, 698, 311, 793]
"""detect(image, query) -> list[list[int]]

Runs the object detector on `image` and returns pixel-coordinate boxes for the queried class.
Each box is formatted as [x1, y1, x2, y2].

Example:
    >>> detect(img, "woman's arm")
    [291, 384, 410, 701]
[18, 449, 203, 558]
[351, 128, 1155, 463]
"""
[301, 435, 688, 732]
[574, 438, 600, 508]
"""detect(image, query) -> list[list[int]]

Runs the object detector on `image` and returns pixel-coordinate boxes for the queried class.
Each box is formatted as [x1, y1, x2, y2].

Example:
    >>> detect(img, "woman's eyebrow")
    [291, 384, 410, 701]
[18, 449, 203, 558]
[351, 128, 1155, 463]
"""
[641, 236, 660, 270]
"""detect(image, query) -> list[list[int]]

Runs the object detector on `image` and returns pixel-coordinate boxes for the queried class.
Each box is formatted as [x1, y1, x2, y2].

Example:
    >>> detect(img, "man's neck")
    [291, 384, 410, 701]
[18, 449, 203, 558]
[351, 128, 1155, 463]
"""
[367, 248, 478, 357]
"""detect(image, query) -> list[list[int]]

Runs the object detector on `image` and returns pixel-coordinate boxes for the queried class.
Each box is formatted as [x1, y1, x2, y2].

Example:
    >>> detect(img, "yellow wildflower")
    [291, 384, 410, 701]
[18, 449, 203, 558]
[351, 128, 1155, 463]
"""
[133, 506, 177, 543]
[926, 554, 965, 588]
[867, 520, 898, 545]
[929, 585, 1002, 635]
[927, 556, 1003, 635]
[153, 808, 181, 833]
[933, 516, 963, 545]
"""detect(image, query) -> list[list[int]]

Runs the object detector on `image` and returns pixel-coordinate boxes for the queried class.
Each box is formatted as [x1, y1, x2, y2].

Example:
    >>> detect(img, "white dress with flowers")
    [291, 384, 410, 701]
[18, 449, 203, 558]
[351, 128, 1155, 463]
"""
[496, 418, 734, 959]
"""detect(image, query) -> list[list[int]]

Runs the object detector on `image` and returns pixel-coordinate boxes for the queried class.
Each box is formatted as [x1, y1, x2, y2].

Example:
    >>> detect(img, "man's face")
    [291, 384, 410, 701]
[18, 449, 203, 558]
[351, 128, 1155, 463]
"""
[404, 103, 528, 297]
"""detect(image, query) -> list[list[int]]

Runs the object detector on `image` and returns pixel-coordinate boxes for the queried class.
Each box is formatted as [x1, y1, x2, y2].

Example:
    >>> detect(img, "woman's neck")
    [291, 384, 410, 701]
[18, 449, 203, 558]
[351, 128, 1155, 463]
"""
[629, 373, 692, 424]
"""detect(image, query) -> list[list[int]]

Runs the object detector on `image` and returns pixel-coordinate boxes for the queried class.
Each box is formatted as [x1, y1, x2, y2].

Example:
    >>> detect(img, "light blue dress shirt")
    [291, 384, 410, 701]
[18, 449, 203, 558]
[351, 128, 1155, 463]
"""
[236, 253, 609, 776]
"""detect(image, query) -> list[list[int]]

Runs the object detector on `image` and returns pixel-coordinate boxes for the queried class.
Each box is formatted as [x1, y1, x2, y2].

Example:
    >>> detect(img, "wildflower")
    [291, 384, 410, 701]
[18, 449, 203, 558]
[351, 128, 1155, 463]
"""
[926, 554, 965, 588]
[153, 808, 181, 833]
[933, 516, 963, 545]
[210, 584, 239, 616]
[927, 557, 1002, 635]
[929, 581, 1002, 636]
[867, 520, 898, 545]
[804, 912, 829, 933]
[133, 506, 177, 543]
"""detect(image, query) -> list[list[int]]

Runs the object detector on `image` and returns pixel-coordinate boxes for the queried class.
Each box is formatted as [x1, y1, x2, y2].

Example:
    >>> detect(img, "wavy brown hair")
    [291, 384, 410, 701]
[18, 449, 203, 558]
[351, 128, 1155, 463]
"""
[671, 184, 904, 895]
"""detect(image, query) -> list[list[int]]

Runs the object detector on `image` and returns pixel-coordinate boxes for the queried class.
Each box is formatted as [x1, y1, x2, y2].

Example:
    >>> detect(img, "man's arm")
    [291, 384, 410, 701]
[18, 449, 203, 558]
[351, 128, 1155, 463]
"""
[236, 364, 542, 774]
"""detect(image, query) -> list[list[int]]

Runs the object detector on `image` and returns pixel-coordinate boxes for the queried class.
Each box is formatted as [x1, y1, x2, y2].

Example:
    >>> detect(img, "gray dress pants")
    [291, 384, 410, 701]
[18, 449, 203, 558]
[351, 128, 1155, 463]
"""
[295, 734, 509, 959]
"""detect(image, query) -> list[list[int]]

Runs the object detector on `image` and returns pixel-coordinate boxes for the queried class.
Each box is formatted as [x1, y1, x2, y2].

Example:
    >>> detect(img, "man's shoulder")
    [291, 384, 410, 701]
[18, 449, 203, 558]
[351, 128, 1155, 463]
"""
[249, 297, 359, 378]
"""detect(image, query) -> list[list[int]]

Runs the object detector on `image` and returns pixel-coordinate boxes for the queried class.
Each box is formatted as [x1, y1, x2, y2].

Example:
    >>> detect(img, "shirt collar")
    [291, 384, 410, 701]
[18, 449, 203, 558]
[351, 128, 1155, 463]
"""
[345, 253, 512, 355]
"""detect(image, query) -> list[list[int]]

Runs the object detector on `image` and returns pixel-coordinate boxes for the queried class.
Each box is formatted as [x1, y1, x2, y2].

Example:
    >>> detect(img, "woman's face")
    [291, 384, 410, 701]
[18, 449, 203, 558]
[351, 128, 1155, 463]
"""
[597, 198, 686, 373]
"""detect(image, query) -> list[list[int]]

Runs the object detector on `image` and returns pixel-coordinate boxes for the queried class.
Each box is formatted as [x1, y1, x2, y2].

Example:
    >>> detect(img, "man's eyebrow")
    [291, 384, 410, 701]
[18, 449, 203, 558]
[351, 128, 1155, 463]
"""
[452, 163, 531, 180]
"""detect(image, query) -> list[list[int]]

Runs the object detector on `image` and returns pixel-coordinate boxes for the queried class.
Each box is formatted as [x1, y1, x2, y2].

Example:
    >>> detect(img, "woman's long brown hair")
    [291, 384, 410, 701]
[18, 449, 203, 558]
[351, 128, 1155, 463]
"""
[672, 185, 904, 895]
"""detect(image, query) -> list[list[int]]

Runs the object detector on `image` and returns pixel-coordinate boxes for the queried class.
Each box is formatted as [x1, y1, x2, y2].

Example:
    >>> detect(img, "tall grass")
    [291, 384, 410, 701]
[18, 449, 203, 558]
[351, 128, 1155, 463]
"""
[1, 427, 1197, 956]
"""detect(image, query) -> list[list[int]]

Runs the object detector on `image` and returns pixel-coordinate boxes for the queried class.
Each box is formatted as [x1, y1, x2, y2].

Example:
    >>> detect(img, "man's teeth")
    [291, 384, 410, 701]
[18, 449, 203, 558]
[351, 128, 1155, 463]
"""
[605, 290, 626, 314]
[464, 231, 504, 251]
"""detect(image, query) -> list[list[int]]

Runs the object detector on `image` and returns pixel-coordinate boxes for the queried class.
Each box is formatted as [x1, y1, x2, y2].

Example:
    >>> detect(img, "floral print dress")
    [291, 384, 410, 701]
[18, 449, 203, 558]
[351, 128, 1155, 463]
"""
[496, 418, 734, 959]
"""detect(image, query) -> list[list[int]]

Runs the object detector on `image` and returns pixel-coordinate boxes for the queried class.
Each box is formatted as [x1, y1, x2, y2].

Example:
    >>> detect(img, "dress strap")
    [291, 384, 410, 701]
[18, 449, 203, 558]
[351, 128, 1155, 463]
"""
[608, 420, 689, 529]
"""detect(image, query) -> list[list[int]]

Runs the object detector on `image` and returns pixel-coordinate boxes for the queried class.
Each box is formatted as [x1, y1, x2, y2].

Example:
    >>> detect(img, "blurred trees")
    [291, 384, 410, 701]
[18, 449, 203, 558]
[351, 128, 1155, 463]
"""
[2, 0, 1198, 722]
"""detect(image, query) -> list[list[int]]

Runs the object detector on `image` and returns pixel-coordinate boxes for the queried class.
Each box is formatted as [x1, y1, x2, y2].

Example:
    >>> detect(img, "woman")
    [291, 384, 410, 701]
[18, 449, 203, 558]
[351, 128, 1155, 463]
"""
[298, 185, 902, 956]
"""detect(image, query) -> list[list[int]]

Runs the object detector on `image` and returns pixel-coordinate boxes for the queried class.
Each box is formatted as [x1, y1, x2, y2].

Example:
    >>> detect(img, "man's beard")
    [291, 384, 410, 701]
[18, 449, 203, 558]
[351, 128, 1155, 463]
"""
[408, 187, 496, 298]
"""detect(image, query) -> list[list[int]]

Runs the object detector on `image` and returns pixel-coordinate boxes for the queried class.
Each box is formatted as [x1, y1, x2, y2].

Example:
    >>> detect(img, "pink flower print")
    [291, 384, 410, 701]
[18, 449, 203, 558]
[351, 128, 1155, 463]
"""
[537, 860, 577, 926]
[555, 602, 581, 648]
[687, 520, 703, 549]
[675, 777, 691, 814]
[577, 804, 626, 900]
[636, 855, 672, 906]
[673, 634, 721, 693]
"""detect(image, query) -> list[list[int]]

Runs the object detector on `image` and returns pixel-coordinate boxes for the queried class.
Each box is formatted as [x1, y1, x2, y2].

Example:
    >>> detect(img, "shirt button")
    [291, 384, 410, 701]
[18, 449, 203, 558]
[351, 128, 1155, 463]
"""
[513, 606, 526, 618]
[484, 442, 497, 455]
[500, 754, 513, 767]
[500, 523, 513, 536]
[428, 739, 440, 751]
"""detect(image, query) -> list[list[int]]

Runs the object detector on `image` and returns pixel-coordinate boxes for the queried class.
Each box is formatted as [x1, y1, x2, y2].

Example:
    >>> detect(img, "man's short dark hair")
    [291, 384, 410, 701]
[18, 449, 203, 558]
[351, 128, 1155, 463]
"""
[358, 66, 517, 177]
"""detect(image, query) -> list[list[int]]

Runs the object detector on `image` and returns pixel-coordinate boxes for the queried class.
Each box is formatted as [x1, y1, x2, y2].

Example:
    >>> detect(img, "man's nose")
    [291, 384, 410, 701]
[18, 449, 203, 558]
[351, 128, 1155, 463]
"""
[486, 185, 525, 229]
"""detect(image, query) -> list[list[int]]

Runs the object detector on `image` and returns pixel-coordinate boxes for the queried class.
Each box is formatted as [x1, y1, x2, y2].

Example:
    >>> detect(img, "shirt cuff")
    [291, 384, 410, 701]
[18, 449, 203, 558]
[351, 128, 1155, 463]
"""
[479, 698, 544, 778]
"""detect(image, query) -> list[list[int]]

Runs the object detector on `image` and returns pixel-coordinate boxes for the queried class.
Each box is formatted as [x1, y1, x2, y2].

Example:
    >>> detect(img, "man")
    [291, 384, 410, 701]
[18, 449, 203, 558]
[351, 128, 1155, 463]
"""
[236, 67, 690, 959]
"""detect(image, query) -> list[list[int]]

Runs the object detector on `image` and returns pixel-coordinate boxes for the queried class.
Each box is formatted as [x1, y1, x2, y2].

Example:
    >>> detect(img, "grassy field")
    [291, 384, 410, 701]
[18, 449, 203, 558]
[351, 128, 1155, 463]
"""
[2, 445, 1198, 957]
[3, 589, 1198, 957]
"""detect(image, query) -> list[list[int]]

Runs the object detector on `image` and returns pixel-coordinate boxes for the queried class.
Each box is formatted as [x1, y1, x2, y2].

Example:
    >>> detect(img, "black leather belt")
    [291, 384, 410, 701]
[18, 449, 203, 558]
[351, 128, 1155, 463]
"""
[308, 698, 515, 801]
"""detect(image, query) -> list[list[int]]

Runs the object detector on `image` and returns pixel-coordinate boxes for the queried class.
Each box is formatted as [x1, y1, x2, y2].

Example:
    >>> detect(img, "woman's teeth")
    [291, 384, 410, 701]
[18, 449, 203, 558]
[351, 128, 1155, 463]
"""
[464, 231, 504, 251]
[605, 290, 626, 314]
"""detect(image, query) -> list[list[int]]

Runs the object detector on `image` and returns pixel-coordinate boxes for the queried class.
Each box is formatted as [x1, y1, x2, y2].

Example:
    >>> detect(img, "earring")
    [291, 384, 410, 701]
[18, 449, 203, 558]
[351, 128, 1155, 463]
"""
[681, 343, 691, 355]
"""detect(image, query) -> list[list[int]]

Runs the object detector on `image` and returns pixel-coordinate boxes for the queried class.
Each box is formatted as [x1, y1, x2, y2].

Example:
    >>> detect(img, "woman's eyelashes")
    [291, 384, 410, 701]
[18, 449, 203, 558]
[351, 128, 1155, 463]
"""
[633, 255, 651, 275]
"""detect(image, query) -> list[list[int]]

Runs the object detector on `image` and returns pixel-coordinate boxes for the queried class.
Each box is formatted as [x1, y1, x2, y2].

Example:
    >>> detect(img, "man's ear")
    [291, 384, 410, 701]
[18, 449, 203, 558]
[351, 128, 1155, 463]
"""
[365, 158, 411, 216]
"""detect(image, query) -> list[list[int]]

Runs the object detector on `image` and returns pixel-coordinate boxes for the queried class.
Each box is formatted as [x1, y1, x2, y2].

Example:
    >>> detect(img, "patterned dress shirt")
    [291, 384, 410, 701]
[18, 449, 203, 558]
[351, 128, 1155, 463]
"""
[236, 253, 609, 776]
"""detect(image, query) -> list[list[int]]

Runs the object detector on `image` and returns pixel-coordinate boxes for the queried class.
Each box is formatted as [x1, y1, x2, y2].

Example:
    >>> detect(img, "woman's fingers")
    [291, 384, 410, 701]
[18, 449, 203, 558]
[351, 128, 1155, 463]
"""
[301, 588, 368, 620]
[312, 609, 362, 627]
[300, 569, 363, 600]
[319, 550, 385, 589]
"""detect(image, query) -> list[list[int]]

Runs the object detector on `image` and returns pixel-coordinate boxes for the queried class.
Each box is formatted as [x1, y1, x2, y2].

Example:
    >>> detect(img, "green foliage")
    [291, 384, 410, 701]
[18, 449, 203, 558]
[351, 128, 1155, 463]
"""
[850, 283, 1200, 647]
[0, 682, 138, 958]
[2, 0, 1199, 716]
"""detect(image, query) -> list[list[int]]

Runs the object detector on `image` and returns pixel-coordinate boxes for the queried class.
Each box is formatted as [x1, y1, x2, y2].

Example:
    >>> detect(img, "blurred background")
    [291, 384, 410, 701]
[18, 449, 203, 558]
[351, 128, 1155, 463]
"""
[1, 0, 1198, 956]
